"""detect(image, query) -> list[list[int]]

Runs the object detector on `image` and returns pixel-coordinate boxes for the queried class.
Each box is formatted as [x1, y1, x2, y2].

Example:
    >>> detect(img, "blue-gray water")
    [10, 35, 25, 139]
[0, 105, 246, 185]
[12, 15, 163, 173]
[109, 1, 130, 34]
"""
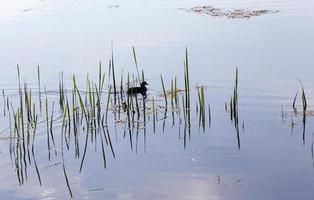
[0, 0, 314, 199]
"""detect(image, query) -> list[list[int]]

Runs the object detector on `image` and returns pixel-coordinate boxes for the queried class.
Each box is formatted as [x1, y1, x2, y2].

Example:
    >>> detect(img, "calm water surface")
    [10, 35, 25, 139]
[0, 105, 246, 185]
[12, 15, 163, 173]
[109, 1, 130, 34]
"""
[0, 0, 314, 199]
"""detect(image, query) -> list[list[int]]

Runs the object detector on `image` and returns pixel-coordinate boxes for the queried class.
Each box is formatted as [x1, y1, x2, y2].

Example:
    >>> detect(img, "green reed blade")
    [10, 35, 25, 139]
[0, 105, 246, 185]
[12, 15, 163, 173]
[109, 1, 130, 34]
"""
[160, 75, 168, 106]
[132, 46, 141, 83]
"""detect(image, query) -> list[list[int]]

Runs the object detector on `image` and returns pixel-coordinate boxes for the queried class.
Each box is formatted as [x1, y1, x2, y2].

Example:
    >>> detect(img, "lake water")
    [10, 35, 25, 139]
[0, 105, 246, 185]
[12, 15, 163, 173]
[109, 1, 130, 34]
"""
[0, 0, 314, 199]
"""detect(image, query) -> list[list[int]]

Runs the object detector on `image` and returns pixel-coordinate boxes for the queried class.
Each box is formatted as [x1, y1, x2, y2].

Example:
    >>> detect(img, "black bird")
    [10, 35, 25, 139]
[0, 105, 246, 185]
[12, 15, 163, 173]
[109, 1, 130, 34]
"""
[127, 81, 148, 96]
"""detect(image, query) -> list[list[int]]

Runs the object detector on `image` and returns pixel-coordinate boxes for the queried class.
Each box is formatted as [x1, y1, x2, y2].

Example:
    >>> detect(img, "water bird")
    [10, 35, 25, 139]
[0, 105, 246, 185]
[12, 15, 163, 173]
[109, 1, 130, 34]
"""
[127, 81, 148, 96]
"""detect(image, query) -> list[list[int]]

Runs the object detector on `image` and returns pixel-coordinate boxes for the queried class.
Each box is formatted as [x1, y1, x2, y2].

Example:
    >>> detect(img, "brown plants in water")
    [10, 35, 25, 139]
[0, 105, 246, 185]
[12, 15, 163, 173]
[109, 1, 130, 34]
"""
[184, 6, 279, 19]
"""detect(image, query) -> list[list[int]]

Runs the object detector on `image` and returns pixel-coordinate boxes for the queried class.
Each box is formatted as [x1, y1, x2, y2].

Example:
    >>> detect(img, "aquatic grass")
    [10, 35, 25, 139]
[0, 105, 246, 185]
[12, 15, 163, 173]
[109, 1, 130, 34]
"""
[59, 71, 65, 111]
[171, 79, 174, 108]
[111, 42, 117, 105]
[126, 73, 130, 109]
[141, 70, 145, 83]
[2, 89, 6, 116]
[311, 133, 314, 168]
[160, 74, 168, 132]
[197, 85, 206, 131]
[126, 73, 133, 150]
[99, 126, 107, 169]
[292, 91, 298, 115]
[61, 101, 69, 149]
[182, 94, 186, 121]
[135, 120, 140, 154]
[184, 47, 191, 126]
[296, 79, 307, 145]
[27, 89, 32, 124]
[0, 48, 273, 198]
[50, 102, 56, 153]
[120, 69, 124, 103]
[228, 68, 240, 149]
[98, 62, 106, 94]
[229, 98, 233, 121]
[106, 128, 115, 158]
[45, 96, 51, 161]
[73, 75, 87, 123]
[171, 79, 175, 126]
[230, 68, 239, 126]
[197, 87, 201, 125]
[208, 103, 211, 128]
[17, 65, 27, 174]
[66, 97, 72, 142]
[160, 75, 168, 107]
[30, 109, 41, 183]
[174, 77, 178, 106]
[200, 87, 205, 123]
[152, 97, 156, 133]
[72, 89, 80, 158]
[8, 101, 13, 161]
[142, 90, 147, 153]
[132, 46, 141, 83]
[23, 84, 32, 136]
[105, 86, 112, 124]
[37, 65, 42, 113]
[95, 84, 101, 126]
[31, 114, 41, 186]
[135, 94, 140, 117]
[301, 85, 307, 114]
[61, 117, 73, 199]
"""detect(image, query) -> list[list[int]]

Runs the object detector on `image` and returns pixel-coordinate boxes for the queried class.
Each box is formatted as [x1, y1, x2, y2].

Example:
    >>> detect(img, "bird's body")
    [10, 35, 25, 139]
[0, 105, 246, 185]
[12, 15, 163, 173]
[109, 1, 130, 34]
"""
[127, 81, 148, 96]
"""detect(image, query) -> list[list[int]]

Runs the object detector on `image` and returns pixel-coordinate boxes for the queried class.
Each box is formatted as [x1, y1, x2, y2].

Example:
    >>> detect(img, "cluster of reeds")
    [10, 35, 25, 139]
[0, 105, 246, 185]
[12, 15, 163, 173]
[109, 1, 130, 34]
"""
[292, 79, 308, 145]
[300, 83, 307, 145]
[184, 48, 191, 126]
[2, 47, 220, 197]
[230, 68, 239, 126]
[197, 85, 206, 131]
[156, 48, 213, 146]
[225, 68, 240, 149]
[6, 63, 122, 198]
[7, 65, 41, 186]
[170, 77, 179, 126]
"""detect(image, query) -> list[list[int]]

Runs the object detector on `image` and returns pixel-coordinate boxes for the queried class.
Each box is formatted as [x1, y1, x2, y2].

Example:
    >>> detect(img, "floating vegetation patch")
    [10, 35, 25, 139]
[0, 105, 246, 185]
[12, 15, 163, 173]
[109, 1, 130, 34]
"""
[22, 8, 32, 12]
[184, 6, 279, 19]
[107, 5, 119, 9]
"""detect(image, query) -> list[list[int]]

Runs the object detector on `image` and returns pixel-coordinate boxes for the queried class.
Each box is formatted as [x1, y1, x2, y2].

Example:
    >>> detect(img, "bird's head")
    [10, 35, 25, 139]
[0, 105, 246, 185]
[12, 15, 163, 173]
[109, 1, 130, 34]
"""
[141, 81, 148, 86]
